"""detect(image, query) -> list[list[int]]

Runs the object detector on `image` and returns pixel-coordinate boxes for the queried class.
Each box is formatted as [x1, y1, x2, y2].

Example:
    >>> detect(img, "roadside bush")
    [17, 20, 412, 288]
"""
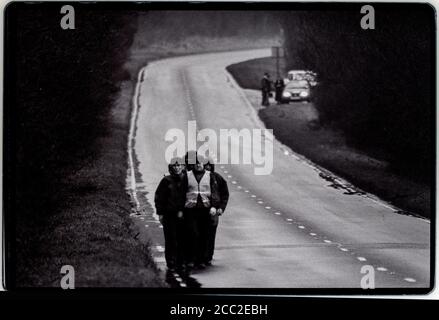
[282, 7, 433, 181]
[8, 4, 138, 286]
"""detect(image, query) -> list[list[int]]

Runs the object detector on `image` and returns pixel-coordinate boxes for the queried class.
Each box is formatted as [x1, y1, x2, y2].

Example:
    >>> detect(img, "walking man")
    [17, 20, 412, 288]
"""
[154, 157, 186, 272]
[204, 157, 229, 266]
[183, 153, 212, 269]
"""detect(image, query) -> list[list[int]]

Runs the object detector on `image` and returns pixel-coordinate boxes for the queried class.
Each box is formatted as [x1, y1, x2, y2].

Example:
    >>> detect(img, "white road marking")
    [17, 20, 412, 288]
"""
[377, 267, 388, 272]
[404, 278, 417, 283]
[357, 257, 367, 262]
[127, 67, 147, 210]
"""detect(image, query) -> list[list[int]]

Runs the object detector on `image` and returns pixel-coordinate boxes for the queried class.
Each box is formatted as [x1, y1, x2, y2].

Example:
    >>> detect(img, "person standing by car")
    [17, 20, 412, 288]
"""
[204, 157, 229, 266]
[274, 77, 285, 104]
[154, 157, 186, 272]
[261, 72, 272, 106]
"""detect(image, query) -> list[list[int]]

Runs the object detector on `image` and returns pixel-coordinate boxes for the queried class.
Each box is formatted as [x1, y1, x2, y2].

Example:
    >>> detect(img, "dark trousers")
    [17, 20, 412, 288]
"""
[162, 215, 184, 268]
[275, 88, 283, 103]
[206, 215, 219, 262]
[183, 207, 210, 265]
[261, 90, 270, 106]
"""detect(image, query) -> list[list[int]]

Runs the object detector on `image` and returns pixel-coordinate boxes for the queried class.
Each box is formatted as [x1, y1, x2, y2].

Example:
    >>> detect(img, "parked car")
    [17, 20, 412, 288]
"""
[281, 79, 311, 102]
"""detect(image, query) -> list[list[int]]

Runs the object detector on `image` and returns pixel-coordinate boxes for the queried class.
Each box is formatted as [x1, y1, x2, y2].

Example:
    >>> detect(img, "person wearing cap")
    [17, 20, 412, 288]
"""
[154, 157, 186, 272]
[204, 158, 229, 266]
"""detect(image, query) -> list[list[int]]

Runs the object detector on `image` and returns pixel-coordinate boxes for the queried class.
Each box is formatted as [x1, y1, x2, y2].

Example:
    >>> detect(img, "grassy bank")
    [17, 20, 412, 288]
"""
[16, 79, 165, 287]
[226, 56, 287, 90]
[10, 7, 164, 287]
[228, 57, 430, 218]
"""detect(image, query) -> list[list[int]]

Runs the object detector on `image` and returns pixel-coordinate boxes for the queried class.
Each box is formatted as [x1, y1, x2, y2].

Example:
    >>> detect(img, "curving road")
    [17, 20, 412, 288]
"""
[132, 49, 430, 288]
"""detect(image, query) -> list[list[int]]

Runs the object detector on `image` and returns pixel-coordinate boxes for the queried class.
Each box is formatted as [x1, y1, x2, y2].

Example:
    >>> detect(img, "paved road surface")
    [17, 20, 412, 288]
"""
[133, 49, 430, 288]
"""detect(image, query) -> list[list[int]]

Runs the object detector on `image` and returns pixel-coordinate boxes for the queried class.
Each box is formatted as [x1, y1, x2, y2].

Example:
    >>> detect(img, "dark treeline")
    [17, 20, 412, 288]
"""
[282, 7, 433, 181]
[138, 11, 281, 41]
[7, 5, 137, 281]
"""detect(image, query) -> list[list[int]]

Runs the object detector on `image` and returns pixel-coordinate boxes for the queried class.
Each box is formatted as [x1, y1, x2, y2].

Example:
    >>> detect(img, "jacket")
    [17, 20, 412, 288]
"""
[154, 174, 186, 216]
[183, 170, 229, 212]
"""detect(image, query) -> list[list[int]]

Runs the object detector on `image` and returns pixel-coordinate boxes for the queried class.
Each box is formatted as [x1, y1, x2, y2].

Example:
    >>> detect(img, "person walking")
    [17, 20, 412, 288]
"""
[261, 72, 272, 106]
[183, 153, 212, 270]
[154, 157, 186, 272]
[204, 157, 229, 266]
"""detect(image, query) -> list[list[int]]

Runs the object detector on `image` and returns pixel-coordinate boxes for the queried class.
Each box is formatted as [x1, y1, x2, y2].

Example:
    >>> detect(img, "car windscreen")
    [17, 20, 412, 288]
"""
[286, 80, 309, 89]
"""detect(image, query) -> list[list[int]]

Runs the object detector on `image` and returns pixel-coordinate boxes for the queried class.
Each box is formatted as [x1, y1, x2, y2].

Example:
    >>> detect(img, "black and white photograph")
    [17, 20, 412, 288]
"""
[2, 2, 435, 294]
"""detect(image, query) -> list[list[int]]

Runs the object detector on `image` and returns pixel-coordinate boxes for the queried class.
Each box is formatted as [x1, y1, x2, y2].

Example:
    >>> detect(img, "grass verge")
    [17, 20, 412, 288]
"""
[16, 76, 165, 288]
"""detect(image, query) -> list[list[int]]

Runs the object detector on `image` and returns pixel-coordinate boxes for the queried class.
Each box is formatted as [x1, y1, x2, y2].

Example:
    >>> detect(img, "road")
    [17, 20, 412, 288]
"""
[132, 48, 430, 288]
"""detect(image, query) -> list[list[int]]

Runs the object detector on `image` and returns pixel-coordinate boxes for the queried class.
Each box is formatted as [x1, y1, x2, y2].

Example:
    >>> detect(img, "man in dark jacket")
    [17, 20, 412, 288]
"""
[204, 157, 229, 266]
[261, 72, 272, 106]
[154, 157, 186, 272]
[274, 77, 285, 104]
